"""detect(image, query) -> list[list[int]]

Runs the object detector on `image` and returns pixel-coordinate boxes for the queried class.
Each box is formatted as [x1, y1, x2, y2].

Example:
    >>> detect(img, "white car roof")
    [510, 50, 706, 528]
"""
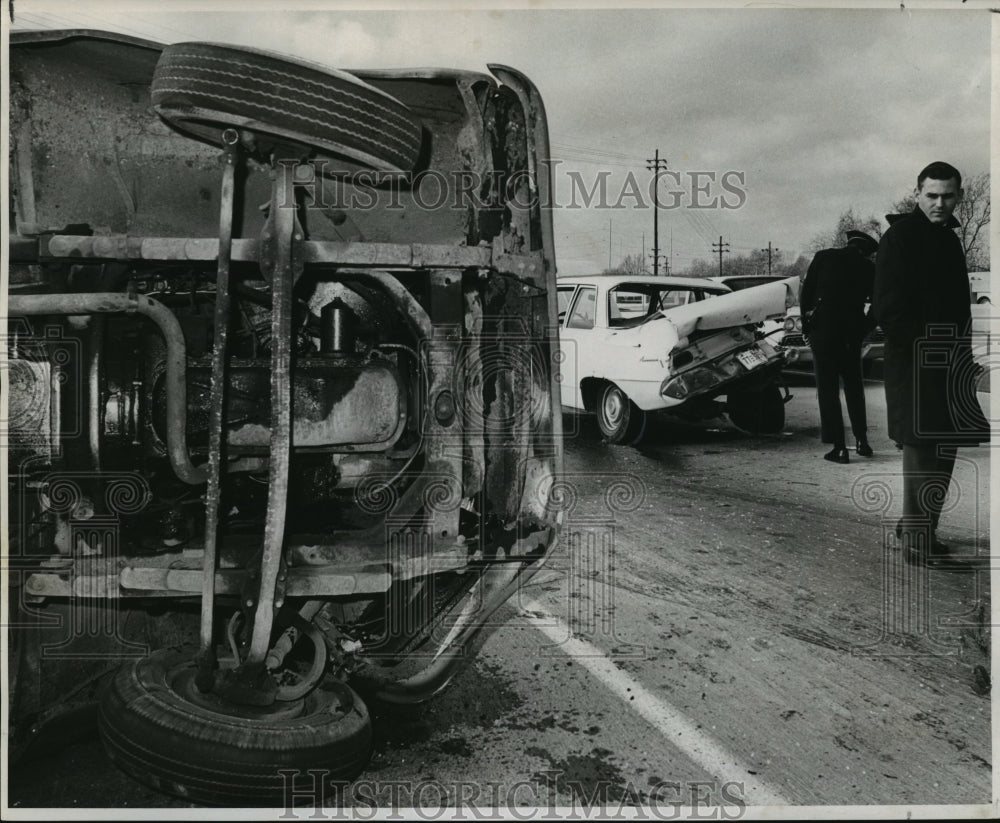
[557, 274, 731, 291]
[709, 275, 789, 286]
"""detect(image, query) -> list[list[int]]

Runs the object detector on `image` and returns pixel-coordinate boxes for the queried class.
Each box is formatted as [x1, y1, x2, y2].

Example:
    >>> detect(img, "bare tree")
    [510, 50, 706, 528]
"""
[679, 249, 804, 280]
[888, 193, 915, 216]
[682, 258, 717, 279]
[956, 172, 990, 271]
[602, 253, 649, 276]
[780, 254, 811, 282]
[808, 207, 882, 253]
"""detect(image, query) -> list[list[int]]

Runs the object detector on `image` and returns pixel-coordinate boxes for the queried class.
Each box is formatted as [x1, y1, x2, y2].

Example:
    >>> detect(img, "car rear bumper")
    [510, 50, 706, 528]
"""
[657, 344, 787, 408]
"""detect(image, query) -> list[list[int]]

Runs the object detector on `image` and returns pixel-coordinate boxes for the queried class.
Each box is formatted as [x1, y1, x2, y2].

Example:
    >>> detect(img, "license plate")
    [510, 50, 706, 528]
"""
[736, 347, 768, 370]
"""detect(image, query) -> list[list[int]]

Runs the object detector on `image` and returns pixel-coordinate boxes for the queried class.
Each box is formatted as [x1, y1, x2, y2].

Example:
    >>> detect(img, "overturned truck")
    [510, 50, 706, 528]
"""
[6, 30, 562, 804]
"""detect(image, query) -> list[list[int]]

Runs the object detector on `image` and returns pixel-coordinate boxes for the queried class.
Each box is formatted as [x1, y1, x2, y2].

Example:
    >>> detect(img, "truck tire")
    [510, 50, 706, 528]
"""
[596, 382, 647, 445]
[151, 42, 423, 172]
[99, 648, 372, 806]
[727, 382, 785, 434]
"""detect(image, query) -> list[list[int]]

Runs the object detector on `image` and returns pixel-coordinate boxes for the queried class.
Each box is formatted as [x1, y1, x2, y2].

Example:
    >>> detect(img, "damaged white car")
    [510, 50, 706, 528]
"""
[557, 275, 798, 443]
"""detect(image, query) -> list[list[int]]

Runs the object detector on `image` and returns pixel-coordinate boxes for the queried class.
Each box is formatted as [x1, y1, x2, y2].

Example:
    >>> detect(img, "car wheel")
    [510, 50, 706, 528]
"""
[151, 42, 423, 172]
[596, 382, 646, 445]
[99, 648, 372, 806]
[727, 383, 785, 434]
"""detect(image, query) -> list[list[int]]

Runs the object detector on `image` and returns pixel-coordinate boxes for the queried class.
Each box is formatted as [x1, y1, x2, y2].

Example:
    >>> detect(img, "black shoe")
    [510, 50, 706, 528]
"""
[896, 521, 951, 555]
[823, 446, 849, 464]
[904, 541, 974, 570]
[924, 554, 978, 571]
[856, 442, 874, 457]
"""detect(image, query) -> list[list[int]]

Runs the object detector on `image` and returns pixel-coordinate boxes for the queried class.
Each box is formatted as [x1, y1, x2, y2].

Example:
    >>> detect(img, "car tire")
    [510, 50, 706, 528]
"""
[99, 648, 372, 806]
[596, 382, 647, 445]
[151, 42, 424, 172]
[727, 382, 785, 434]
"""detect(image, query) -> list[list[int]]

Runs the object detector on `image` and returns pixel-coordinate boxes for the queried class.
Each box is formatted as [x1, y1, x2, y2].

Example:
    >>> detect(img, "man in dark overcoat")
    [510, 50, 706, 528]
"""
[801, 230, 878, 463]
[873, 161, 988, 566]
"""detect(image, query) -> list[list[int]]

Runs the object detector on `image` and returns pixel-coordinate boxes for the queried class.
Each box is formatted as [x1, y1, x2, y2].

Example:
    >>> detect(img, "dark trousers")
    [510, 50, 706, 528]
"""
[811, 341, 867, 445]
[900, 442, 957, 540]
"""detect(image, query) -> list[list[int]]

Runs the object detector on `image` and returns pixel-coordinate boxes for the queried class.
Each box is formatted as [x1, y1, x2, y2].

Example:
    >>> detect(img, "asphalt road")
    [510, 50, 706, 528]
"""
[7, 378, 992, 814]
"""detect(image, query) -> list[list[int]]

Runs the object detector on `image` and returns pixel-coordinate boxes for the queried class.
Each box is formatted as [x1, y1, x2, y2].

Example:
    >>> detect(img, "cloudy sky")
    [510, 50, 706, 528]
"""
[8, 1, 993, 276]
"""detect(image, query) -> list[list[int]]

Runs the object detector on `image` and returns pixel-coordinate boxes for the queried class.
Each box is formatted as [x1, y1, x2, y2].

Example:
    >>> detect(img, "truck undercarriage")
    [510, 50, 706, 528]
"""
[6, 31, 562, 804]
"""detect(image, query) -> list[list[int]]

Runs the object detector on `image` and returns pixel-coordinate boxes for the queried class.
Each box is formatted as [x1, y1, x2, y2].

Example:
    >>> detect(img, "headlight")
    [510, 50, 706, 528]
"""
[783, 317, 795, 332]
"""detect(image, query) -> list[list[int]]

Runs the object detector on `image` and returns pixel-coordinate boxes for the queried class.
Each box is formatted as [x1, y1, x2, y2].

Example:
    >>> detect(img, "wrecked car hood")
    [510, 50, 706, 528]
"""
[658, 276, 798, 339]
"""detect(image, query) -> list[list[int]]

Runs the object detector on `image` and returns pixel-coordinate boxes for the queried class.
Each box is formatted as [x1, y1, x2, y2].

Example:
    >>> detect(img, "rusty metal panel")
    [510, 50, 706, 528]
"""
[32, 235, 494, 268]
[10, 37, 514, 249]
[10, 37, 225, 238]
[25, 564, 393, 599]
[188, 362, 408, 451]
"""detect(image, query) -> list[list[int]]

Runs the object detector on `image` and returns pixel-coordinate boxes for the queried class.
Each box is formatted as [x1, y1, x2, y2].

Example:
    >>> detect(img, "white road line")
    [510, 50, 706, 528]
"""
[520, 599, 791, 807]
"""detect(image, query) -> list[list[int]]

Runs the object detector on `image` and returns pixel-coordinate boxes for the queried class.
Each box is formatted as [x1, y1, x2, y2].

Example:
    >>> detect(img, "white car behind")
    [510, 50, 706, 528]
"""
[557, 275, 798, 443]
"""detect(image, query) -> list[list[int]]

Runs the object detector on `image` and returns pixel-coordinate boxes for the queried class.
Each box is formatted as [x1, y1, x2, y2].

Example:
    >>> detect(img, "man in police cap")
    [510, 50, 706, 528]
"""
[800, 229, 879, 463]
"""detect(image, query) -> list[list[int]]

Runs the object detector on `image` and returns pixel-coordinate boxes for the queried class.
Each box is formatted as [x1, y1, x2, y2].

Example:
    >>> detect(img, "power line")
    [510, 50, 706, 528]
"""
[12, 8, 155, 41]
[649, 252, 669, 275]
[12, 10, 67, 29]
[760, 241, 781, 275]
[548, 155, 643, 171]
[645, 149, 668, 276]
[10, 14, 41, 29]
[68, 8, 196, 40]
[550, 149, 641, 165]
[681, 208, 718, 247]
[711, 236, 730, 277]
[550, 141, 642, 161]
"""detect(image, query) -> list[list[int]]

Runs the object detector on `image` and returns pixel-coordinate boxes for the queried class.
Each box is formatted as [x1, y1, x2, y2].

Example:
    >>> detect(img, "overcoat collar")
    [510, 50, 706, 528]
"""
[907, 205, 961, 230]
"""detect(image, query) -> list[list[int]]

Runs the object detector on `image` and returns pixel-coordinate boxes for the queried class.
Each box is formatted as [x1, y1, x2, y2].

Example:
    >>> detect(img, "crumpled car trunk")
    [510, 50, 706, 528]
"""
[658, 276, 798, 341]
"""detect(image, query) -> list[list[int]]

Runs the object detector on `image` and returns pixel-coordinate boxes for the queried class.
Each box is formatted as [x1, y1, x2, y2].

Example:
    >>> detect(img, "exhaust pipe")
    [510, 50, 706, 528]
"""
[8, 292, 207, 485]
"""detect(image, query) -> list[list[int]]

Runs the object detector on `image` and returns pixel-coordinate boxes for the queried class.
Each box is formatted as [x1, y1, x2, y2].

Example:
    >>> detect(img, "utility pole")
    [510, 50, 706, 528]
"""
[645, 149, 668, 275]
[712, 236, 730, 277]
[649, 252, 668, 275]
[760, 241, 780, 275]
